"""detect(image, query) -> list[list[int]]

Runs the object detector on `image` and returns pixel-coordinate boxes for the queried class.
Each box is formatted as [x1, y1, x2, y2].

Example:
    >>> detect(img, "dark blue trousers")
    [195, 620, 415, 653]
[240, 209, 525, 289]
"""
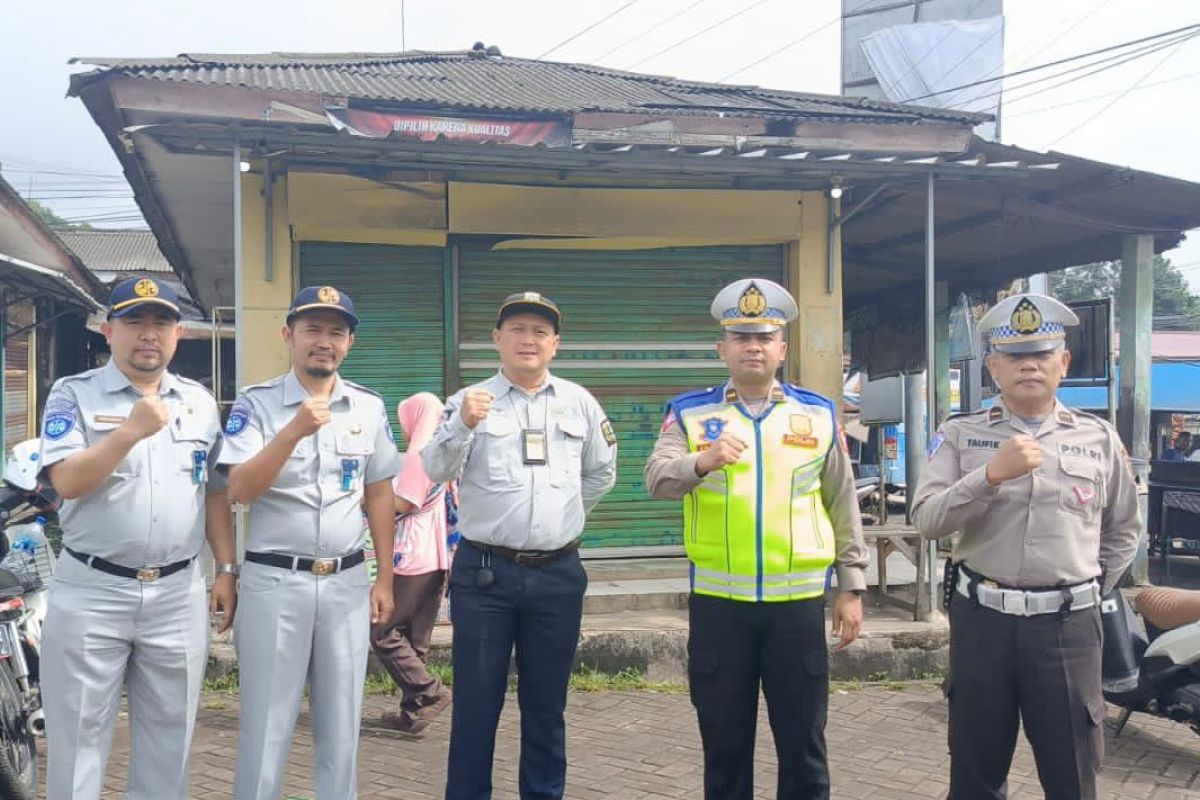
[444, 540, 587, 800]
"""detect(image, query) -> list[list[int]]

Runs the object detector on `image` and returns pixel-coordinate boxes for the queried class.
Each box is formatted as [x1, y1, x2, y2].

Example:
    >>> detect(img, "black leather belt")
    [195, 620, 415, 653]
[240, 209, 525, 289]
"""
[245, 549, 365, 575]
[465, 538, 581, 568]
[66, 547, 194, 583]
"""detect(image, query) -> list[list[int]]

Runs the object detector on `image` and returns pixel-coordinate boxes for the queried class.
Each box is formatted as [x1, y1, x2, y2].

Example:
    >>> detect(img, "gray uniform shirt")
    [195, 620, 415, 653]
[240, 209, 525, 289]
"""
[643, 382, 870, 593]
[217, 371, 402, 556]
[911, 400, 1141, 594]
[422, 371, 617, 551]
[39, 360, 223, 566]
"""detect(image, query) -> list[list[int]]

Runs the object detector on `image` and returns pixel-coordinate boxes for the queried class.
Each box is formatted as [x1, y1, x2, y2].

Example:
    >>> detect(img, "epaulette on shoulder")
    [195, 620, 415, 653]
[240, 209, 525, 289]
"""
[781, 384, 834, 412]
[669, 385, 725, 410]
[241, 374, 285, 394]
[944, 408, 990, 423]
[1072, 408, 1115, 430]
[342, 379, 382, 399]
[56, 367, 105, 386]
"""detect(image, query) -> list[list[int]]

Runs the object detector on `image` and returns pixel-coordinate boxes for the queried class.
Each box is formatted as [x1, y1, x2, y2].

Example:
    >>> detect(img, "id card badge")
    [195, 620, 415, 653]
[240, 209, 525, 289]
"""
[191, 450, 208, 485]
[522, 429, 548, 465]
[341, 458, 360, 491]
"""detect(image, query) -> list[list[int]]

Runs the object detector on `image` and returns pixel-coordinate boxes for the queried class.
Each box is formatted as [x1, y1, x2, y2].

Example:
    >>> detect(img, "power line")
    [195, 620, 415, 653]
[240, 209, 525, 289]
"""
[960, 29, 1200, 112]
[592, 0, 714, 62]
[538, 1, 643, 60]
[1002, 70, 1200, 119]
[901, 22, 1200, 103]
[718, 0, 892, 83]
[626, 0, 771, 70]
[1045, 34, 1195, 148]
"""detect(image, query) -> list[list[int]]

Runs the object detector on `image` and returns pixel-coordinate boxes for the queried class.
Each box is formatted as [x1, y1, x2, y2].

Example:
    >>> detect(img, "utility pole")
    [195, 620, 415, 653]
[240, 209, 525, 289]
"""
[401, 0, 407, 51]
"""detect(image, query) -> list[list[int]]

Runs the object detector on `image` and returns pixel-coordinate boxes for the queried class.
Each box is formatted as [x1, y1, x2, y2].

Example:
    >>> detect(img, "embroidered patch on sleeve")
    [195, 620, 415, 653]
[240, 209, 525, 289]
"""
[601, 419, 617, 447]
[224, 397, 252, 436]
[926, 431, 946, 461]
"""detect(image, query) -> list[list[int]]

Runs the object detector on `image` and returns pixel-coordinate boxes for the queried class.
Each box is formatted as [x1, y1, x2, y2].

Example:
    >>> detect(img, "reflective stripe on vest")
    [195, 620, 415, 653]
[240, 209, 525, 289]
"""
[678, 392, 836, 602]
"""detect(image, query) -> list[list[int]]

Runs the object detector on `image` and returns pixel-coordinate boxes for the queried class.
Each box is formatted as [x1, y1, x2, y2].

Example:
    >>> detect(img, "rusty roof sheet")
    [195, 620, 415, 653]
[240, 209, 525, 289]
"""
[70, 49, 988, 125]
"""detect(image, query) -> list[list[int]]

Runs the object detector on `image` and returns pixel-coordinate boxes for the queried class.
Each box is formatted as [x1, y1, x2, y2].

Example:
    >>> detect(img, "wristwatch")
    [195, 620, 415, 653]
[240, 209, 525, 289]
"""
[215, 563, 240, 577]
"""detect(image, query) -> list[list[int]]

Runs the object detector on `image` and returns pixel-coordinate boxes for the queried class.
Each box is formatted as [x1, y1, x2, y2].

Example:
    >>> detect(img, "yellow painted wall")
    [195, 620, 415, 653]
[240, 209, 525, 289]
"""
[239, 172, 294, 384]
[242, 173, 844, 405]
[787, 194, 843, 409]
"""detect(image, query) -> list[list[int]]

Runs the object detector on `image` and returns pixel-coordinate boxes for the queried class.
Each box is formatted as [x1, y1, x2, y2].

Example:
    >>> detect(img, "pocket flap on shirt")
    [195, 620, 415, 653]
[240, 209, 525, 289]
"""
[170, 415, 214, 445]
[480, 414, 518, 437]
[556, 415, 587, 439]
[336, 429, 374, 455]
[1060, 457, 1101, 482]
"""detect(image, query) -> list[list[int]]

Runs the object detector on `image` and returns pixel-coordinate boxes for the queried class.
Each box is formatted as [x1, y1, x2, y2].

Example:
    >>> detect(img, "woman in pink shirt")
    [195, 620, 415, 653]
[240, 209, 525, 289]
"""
[371, 392, 453, 735]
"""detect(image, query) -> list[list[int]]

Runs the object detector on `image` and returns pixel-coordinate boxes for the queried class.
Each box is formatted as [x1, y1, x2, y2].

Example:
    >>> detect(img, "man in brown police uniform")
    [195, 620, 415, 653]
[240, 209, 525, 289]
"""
[912, 292, 1141, 800]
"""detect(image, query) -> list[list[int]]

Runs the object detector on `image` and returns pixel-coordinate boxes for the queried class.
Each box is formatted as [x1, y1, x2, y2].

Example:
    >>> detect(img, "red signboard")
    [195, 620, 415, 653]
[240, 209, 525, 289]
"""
[326, 108, 571, 147]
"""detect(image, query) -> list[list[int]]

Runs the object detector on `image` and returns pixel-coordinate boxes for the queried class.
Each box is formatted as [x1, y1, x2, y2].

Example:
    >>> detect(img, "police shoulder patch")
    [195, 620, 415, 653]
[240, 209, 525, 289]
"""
[926, 431, 946, 460]
[224, 397, 253, 436]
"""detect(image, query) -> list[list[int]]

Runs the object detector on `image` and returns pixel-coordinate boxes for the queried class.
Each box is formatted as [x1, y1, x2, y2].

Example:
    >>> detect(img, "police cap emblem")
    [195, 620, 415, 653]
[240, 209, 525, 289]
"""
[317, 286, 340, 304]
[134, 279, 159, 298]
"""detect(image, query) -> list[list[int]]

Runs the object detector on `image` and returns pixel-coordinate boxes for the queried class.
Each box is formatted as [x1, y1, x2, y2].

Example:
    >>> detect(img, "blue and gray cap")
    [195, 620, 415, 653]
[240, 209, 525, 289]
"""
[107, 277, 181, 319]
[980, 293, 1079, 354]
[710, 278, 798, 333]
[286, 285, 359, 329]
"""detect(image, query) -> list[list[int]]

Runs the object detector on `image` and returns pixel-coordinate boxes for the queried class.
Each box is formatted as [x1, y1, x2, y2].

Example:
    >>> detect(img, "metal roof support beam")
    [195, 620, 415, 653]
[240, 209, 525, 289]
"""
[920, 171, 941, 621]
[1117, 232, 1153, 585]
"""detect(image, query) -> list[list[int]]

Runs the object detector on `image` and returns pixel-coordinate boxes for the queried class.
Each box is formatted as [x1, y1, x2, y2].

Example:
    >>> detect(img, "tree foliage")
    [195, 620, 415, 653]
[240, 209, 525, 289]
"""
[1047, 257, 1200, 331]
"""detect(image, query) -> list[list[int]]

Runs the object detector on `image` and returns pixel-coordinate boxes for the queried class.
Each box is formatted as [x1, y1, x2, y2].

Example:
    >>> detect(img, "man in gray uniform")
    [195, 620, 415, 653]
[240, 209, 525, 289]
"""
[39, 277, 236, 800]
[220, 285, 401, 800]
[424, 292, 617, 800]
[912, 292, 1141, 800]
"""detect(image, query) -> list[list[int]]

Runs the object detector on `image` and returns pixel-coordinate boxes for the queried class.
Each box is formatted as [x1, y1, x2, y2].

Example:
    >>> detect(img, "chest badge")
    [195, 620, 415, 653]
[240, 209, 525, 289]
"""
[1073, 485, 1096, 505]
[790, 415, 812, 435]
[702, 418, 726, 442]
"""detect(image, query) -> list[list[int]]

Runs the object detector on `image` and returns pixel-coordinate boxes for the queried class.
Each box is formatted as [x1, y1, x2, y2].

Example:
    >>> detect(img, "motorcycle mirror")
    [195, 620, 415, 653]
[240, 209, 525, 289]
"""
[3, 439, 43, 492]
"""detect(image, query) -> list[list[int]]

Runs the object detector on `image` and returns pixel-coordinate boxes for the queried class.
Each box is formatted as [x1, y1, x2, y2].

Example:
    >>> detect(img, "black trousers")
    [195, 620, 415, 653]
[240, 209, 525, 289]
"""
[688, 593, 830, 800]
[445, 540, 587, 800]
[947, 594, 1106, 800]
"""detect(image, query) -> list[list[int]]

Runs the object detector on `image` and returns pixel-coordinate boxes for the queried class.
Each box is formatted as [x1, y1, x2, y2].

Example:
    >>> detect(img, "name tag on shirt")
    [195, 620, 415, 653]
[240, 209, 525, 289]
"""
[522, 429, 548, 465]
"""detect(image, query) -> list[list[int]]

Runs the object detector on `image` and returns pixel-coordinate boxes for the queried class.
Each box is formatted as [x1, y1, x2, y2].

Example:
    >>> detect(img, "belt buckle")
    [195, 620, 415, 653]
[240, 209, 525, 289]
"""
[136, 567, 161, 583]
[514, 552, 533, 567]
[310, 558, 337, 576]
[1001, 589, 1029, 616]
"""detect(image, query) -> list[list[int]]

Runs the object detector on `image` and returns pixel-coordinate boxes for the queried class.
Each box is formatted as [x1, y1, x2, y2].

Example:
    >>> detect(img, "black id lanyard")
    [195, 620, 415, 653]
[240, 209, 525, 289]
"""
[516, 390, 550, 466]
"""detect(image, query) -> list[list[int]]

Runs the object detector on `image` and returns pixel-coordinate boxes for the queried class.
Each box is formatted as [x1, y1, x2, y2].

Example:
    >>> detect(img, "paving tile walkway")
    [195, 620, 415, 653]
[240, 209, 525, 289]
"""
[40, 683, 1200, 799]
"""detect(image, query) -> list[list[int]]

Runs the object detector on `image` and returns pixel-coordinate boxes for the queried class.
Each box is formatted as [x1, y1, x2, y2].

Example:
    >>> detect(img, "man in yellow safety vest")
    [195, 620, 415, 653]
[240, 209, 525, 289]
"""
[644, 277, 868, 800]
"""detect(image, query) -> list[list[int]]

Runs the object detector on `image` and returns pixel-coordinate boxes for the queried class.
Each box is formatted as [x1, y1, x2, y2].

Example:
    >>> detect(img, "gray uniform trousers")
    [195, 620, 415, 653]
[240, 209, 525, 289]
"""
[233, 560, 370, 800]
[41, 554, 207, 800]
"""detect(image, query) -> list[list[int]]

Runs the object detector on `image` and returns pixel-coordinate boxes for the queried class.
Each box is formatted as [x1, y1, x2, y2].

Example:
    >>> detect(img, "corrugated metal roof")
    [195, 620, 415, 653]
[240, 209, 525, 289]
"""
[58, 229, 172, 274]
[70, 49, 987, 125]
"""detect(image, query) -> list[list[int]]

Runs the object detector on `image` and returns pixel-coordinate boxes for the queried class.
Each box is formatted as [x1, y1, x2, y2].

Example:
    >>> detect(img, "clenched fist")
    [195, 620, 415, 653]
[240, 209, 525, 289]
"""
[986, 434, 1042, 486]
[461, 389, 494, 429]
[696, 432, 749, 475]
[124, 394, 169, 440]
[288, 397, 332, 437]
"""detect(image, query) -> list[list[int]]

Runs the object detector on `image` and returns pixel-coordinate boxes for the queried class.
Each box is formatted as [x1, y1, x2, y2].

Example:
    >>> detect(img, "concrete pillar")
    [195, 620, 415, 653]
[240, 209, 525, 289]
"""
[1117, 233, 1153, 585]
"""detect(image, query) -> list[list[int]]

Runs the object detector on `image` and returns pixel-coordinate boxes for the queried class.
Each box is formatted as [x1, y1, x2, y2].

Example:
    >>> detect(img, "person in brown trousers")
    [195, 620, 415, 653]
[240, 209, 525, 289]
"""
[372, 392, 455, 735]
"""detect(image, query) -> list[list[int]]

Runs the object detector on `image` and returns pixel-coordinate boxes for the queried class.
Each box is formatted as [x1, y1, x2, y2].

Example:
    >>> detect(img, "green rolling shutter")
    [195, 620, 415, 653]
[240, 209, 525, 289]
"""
[456, 243, 786, 549]
[299, 243, 446, 436]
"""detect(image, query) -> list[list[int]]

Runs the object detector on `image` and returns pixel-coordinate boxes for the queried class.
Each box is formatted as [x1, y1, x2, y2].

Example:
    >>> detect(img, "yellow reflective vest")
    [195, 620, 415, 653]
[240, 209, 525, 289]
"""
[669, 383, 837, 602]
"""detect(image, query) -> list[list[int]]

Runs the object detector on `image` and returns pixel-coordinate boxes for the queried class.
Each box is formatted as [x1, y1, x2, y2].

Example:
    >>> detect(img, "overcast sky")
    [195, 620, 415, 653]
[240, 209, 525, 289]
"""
[2, 0, 1197, 291]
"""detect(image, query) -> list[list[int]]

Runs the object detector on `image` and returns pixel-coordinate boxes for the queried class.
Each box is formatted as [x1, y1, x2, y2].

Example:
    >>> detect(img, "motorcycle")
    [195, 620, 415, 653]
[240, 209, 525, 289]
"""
[1100, 584, 1200, 737]
[0, 438, 60, 798]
